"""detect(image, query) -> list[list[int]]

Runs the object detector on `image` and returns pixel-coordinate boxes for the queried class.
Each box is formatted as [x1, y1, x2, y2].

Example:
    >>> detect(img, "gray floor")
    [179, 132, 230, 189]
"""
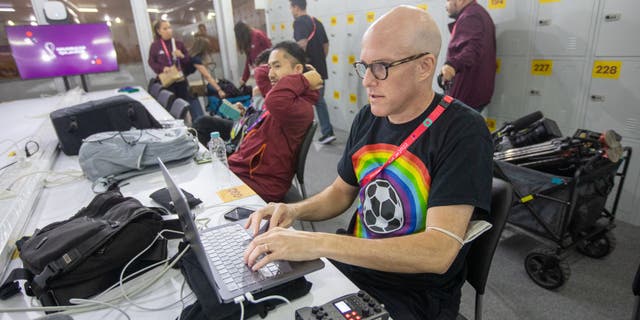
[303, 128, 639, 320]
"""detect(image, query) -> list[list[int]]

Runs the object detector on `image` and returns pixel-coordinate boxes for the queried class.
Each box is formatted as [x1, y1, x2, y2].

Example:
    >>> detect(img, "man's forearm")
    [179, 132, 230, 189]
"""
[313, 229, 459, 274]
[292, 177, 357, 222]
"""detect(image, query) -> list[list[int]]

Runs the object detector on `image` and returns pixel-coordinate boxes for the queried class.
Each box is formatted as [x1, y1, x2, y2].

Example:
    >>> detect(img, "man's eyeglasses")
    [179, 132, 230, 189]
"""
[353, 52, 431, 80]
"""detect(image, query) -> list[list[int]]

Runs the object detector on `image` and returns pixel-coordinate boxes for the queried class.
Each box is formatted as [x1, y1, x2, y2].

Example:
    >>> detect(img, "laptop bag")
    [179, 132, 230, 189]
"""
[50, 95, 162, 155]
[0, 188, 167, 307]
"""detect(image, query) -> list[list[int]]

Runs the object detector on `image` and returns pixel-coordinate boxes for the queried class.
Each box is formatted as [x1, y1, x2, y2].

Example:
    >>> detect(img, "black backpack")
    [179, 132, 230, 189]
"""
[0, 189, 167, 307]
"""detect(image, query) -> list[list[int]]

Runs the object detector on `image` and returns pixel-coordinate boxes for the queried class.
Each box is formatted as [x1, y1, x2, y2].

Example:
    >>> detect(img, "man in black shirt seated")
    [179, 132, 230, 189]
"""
[243, 5, 493, 320]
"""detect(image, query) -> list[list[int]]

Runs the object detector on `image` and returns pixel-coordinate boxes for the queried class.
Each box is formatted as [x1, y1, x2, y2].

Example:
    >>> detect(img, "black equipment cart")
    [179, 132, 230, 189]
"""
[493, 122, 632, 290]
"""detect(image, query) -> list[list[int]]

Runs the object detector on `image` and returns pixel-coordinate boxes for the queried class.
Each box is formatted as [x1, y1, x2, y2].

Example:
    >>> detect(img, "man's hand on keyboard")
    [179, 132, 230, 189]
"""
[243, 227, 320, 271]
[244, 202, 299, 236]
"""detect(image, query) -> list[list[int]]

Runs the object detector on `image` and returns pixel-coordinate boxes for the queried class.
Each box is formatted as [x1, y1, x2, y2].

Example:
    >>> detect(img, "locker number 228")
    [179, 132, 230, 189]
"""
[592, 61, 622, 80]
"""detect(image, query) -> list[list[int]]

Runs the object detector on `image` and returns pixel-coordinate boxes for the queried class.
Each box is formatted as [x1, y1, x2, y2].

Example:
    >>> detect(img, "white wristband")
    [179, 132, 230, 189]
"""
[426, 226, 464, 245]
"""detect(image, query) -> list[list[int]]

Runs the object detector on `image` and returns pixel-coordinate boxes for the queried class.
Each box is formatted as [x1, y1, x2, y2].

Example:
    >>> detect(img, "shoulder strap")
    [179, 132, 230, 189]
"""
[0, 269, 33, 299]
[306, 16, 317, 42]
[360, 95, 453, 187]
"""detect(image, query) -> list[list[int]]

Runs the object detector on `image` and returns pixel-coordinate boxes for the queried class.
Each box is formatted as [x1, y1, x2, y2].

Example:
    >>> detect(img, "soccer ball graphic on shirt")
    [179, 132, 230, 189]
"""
[362, 179, 404, 234]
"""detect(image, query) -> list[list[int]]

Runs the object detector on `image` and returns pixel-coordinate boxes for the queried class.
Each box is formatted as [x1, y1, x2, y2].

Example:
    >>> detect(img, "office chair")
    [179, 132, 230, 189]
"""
[633, 262, 640, 320]
[156, 89, 176, 110]
[283, 121, 317, 230]
[148, 81, 162, 99]
[169, 98, 191, 120]
[284, 120, 317, 201]
[458, 178, 513, 320]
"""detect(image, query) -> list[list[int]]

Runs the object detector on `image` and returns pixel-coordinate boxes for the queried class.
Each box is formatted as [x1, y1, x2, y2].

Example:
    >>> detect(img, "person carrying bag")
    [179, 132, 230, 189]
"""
[158, 38, 185, 87]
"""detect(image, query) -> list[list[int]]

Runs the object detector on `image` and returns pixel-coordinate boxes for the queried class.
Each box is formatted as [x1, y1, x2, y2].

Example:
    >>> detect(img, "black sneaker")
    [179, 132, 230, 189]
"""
[318, 134, 336, 144]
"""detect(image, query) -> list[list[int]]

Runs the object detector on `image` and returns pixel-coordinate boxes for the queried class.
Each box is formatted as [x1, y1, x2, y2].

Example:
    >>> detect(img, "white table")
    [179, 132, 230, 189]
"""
[0, 88, 359, 319]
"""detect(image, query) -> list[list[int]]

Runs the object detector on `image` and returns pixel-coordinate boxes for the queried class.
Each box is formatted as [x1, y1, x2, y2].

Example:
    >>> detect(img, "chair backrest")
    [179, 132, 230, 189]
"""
[466, 178, 512, 295]
[156, 89, 175, 110]
[295, 120, 318, 198]
[149, 82, 162, 99]
[633, 262, 640, 320]
[169, 98, 191, 120]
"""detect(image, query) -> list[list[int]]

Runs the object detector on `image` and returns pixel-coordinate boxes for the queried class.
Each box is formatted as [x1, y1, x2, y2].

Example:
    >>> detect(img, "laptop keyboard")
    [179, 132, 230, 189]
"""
[201, 223, 281, 292]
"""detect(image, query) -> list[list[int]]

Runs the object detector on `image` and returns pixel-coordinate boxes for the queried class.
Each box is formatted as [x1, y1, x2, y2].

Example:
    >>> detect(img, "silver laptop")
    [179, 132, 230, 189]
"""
[157, 159, 324, 303]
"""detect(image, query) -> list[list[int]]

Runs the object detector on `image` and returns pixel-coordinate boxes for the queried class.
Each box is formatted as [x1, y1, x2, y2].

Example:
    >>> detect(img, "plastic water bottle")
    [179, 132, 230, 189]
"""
[207, 131, 228, 168]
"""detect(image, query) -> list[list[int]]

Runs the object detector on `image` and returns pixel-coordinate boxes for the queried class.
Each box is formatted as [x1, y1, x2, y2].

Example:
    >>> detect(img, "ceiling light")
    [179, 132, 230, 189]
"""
[147, 8, 159, 13]
[77, 7, 98, 13]
[104, 14, 111, 21]
[29, 14, 36, 21]
[161, 13, 168, 20]
[7, 19, 15, 26]
[114, 17, 122, 23]
[30, 21, 38, 26]
[0, 7, 16, 12]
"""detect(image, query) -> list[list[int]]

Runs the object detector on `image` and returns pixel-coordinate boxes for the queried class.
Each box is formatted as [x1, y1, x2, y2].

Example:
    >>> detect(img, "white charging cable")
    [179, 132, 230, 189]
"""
[69, 298, 131, 320]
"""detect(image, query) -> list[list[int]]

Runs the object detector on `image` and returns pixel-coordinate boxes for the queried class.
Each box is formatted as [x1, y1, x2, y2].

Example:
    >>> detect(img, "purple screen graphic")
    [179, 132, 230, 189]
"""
[6, 23, 118, 79]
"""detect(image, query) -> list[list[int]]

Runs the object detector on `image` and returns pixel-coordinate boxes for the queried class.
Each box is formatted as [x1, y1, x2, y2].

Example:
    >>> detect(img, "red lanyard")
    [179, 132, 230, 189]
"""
[307, 16, 317, 42]
[359, 95, 453, 187]
[160, 40, 173, 66]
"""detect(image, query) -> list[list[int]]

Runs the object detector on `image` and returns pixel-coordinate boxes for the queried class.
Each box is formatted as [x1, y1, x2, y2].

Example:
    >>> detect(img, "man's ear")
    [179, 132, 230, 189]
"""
[294, 63, 304, 74]
[417, 54, 436, 81]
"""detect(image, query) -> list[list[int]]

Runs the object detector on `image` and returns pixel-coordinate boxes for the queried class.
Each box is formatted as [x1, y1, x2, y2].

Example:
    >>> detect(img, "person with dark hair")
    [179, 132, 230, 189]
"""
[192, 48, 272, 146]
[290, 0, 336, 144]
[244, 6, 492, 320]
[148, 20, 204, 120]
[234, 22, 272, 87]
[228, 40, 320, 202]
[189, 36, 227, 98]
[196, 41, 321, 202]
[442, 0, 496, 112]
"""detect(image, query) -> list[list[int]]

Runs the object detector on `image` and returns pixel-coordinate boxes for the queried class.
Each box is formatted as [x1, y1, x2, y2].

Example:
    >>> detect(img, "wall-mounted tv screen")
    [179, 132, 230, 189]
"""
[5, 23, 118, 80]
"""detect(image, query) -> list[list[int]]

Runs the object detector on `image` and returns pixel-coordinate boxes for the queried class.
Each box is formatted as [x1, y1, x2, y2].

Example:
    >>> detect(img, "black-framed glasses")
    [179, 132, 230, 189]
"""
[353, 52, 431, 80]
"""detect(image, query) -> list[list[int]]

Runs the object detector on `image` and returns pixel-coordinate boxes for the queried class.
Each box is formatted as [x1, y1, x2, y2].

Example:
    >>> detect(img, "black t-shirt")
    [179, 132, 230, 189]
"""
[336, 93, 493, 294]
[182, 55, 203, 76]
[293, 15, 329, 80]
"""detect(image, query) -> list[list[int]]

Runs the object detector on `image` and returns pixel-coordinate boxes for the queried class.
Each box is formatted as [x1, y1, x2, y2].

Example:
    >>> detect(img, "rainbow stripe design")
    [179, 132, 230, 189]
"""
[352, 143, 431, 238]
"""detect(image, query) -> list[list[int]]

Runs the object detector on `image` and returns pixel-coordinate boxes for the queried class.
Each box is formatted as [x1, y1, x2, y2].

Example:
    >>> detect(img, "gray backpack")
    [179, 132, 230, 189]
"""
[79, 127, 198, 187]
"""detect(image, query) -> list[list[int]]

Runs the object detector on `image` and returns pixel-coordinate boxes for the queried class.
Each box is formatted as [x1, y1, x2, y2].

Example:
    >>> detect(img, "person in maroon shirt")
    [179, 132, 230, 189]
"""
[148, 20, 204, 119]
[228, 41, 320, 202]
[234, 22, 272, 87]
[442, 0, 496, 112]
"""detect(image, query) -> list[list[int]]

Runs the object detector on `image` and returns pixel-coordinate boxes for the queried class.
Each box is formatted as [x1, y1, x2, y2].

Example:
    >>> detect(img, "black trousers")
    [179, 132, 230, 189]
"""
[192, 116, 234, 146]
[329, 259, 460, 320]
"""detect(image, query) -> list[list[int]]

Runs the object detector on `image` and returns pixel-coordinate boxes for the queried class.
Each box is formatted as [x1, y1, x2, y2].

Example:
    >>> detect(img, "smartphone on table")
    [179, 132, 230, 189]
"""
[223, 207, 255, 221]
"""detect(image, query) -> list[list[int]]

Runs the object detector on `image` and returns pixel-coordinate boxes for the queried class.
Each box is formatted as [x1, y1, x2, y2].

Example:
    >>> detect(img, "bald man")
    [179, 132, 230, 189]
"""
[244, 6, 492, 319]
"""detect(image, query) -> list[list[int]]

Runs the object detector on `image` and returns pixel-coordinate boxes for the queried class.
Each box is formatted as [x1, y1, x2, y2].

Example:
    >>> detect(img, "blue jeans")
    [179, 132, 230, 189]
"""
[188, 97, 204, 121]
[316, 86, 334, 137]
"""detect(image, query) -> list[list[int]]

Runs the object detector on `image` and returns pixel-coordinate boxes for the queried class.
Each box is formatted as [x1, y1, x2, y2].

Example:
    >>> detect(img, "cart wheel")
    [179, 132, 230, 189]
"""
[576, 232, 617, 258]
[525, 247, 571, 290]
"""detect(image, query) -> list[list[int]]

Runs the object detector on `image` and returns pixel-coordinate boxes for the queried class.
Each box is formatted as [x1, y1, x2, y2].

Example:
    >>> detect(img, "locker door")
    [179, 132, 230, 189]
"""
[533, 0, 596, 56]
[486, 57, 529, 120]
[477, 0, 534, 56]
[325, 14, 346, 57]
[307, 0, 341, 16]
[584, 60, 640, 140]
[324, 77, 348, 131]
[527, 59, 586, 135]
[595, 0, 640, 57]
